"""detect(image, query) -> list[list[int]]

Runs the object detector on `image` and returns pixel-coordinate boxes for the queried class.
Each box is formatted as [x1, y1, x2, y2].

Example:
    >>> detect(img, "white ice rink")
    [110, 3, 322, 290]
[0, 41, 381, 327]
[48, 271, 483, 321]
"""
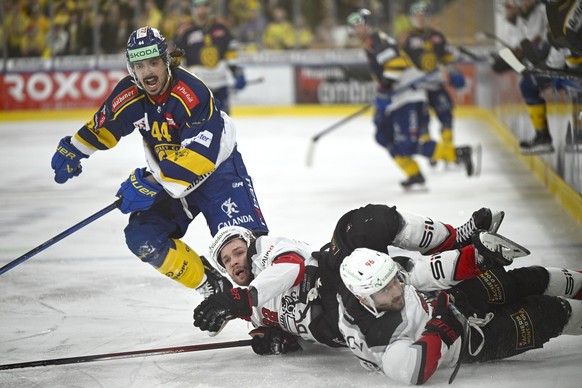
[1, 113, 582, 388]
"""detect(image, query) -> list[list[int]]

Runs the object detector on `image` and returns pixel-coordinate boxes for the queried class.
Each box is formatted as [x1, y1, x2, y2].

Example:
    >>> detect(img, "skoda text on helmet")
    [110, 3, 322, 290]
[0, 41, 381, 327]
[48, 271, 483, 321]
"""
[126, 26, 170, 89]
[340, 248, 399, 317]
[208, 226, 256, 274]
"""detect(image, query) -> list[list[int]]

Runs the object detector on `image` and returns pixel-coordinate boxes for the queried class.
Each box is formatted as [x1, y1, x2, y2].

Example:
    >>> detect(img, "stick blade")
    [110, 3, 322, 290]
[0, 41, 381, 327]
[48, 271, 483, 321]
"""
[498, 48, 526, 73]
[305, 140, 316, 167]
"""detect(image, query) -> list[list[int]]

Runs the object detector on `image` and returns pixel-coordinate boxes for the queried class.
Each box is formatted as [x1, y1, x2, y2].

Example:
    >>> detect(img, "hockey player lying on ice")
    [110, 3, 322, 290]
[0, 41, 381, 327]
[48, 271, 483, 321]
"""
[194, 204, 508, 351]
[338, 247, 582, 385]
[194, 203, 582, 385]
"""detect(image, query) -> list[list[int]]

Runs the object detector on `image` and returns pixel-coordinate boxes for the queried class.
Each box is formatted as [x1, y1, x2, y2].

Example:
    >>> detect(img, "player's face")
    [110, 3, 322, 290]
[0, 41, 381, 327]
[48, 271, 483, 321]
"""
[411, 13, 426, 29]
[370, 277, 405, 311]
[220, 239, 252, 286]
[194, 3, 210, 20]
[132, 57, 169, 96]
[351, 23, 368, 41]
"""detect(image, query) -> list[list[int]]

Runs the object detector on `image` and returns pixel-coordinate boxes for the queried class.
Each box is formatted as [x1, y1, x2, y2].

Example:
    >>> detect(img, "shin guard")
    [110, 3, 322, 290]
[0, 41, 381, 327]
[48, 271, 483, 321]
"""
[561, 298, 582, 335]
[544, 268, 582, 299]
[392, 212, 455, 254]
[157, 239, 205, 288]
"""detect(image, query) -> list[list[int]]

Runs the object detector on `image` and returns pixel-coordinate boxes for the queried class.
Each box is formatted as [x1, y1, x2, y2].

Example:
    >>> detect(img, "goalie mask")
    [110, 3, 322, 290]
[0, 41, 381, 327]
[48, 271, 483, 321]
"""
[209, 226, 256, 274]
[340, 248, 401, 317]
[126, 26, 170, 89]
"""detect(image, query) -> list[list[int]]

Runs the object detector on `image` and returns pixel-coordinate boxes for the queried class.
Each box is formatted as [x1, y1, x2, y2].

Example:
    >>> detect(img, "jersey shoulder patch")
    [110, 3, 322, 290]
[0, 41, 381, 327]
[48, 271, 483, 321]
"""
[109, 77, 140, 113]
[172, 80, 200, 110]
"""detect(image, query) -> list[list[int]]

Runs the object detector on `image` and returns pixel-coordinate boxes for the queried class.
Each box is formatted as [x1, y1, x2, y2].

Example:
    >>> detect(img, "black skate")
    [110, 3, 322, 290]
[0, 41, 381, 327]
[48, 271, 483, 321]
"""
[195, 255, 233, 299]
[519, 131, 554, 155]
[400, 173, 427, 192]
[455, 208, 505, 249]
[472, 230, 530, 271]
[455, 146, 474, 176]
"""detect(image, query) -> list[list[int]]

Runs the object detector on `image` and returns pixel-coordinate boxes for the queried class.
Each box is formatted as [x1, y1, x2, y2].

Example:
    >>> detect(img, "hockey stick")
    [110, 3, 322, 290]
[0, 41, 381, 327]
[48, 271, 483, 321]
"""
[305, 70, 440, 167]
[305, 103, 372, 167]
[457, 46, 491, 63]
[0, 199, 121, 276]
[499, 47, 582, 81]
[0, 339, 252, 370]
[475, 31, 513, 49]
[448, 303, 470, 384]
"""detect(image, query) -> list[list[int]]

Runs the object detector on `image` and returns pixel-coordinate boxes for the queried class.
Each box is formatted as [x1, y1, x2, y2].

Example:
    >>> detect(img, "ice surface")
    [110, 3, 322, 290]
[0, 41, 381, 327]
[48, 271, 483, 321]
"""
[1, 114, 581, 388]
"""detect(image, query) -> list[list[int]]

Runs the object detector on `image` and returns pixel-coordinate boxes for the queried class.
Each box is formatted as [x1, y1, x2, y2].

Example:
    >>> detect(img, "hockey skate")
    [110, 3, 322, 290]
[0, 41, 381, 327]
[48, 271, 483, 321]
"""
[454, 208, 505, 249]
[400, 173, 427, 192]
[195, 255, 233, 299]
[472, 230, 530, 271]
[519, 131, 554, 155]
[455, 146, 476, 176]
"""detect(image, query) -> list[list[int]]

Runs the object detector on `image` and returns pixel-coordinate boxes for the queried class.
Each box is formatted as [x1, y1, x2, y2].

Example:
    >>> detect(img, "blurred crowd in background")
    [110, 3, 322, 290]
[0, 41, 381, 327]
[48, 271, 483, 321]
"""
[1, 0, 456, 58]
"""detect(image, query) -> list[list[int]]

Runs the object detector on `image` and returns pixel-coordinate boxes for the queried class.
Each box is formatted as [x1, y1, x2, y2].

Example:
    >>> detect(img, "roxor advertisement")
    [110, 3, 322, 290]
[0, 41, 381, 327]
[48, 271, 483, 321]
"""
[0, 70, 126, 110]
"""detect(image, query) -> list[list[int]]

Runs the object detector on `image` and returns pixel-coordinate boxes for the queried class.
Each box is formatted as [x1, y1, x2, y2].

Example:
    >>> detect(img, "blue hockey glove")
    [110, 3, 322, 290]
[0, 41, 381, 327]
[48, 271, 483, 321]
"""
[234, 74, 247, 90]
[249, 327, 302, 355]
[193, 287, 253, 332]
[374, 90, 392, 115]
[116, 167, 162, 214]
[449, 71, 466, 89]
[231, 65, 247, 90]
[51, 136, 88, 184]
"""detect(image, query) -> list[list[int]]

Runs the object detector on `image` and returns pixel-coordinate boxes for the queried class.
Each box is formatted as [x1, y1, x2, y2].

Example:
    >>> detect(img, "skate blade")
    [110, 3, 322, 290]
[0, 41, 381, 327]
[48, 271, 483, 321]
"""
[402, 185, 429, 193]
[207, 320, 229, 337]
[489, 211, 505, 234]
[481, 232, 531, 258]
[519, 145, 555, 155]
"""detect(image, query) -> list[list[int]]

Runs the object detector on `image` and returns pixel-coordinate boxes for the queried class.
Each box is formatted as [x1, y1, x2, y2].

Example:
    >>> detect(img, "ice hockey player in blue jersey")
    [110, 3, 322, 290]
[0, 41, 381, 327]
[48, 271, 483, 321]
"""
[347, 9, 474, 191]
[173, 0, 247, 115]
[401, 1, 471, 166]
[50, 26, 267, 296]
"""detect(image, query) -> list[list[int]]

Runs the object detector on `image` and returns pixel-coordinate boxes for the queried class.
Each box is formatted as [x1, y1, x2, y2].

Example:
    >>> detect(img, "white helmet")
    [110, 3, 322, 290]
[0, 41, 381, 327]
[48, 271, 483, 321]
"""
[340, 248, 399, 317]
[209, 226, 256, 273]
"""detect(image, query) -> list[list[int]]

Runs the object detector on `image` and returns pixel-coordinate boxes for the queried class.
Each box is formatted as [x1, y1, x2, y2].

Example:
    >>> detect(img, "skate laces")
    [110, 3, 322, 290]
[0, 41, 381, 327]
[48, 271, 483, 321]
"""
[466, 312, 494, 356]
[456, 218, 476, 244]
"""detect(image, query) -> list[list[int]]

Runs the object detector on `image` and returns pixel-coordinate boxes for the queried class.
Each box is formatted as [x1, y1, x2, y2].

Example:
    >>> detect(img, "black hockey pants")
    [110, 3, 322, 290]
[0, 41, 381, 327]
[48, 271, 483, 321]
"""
[449, 266, 571, 363]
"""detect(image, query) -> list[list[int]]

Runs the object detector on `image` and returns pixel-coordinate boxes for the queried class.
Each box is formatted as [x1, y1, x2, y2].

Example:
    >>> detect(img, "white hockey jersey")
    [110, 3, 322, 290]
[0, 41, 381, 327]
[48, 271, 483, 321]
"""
[246, 235, 320, 342]
[337, 282, 462, 385]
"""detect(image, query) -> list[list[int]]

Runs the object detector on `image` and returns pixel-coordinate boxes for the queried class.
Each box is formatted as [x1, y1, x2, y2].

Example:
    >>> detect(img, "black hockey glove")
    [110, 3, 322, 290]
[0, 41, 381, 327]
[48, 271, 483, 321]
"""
[248, 327, 302, 355]
[193, 287, 253, 332]
[195, 256, 233, 299]
[423, 291, 463, 348]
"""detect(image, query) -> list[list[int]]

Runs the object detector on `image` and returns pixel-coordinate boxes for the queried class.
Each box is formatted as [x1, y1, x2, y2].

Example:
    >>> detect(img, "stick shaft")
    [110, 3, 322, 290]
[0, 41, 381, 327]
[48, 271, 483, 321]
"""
[0, 200, 120, 275]
[0, 339, 252, 370]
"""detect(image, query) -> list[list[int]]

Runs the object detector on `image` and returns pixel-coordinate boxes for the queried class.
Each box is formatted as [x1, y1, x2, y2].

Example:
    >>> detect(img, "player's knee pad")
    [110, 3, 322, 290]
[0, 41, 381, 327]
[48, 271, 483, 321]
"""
[417, 135, 437, 158]
[332, 204, 403, 255]
[156, 239, 205, 288]
[519, 75, 546, 105]
[544, 267, 582, 299]
[124, 218, 172, 266]
[392, 212, 454, 254]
